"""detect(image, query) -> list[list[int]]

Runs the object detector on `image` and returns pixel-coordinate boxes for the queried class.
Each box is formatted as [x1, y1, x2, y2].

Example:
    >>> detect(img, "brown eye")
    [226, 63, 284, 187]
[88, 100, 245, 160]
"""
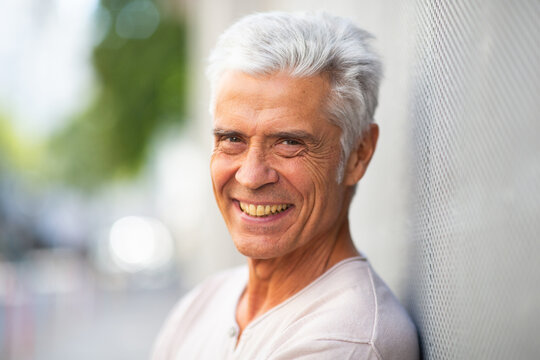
[226, 136, 242, 143]
[275, 139, 304, 157]
[217, 135, 245, 155]
[280, 139, 301, 146]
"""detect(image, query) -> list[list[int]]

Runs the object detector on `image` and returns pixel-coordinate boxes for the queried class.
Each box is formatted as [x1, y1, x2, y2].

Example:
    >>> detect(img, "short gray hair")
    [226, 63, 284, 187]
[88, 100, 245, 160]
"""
[207, 11, 382, 181]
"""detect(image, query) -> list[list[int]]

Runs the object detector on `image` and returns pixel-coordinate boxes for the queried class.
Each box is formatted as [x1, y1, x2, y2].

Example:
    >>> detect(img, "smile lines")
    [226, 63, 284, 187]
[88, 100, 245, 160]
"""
[239, 202, 290, 217]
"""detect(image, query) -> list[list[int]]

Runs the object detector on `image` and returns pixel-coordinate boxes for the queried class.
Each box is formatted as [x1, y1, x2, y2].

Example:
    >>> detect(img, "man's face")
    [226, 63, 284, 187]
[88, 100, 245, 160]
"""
[210, 70, 350, 260]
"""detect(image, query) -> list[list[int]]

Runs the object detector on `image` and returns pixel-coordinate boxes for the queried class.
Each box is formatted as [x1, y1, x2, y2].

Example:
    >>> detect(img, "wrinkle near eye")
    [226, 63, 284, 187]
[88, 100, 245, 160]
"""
[274, 145, 305, 158]
[216, 138, 246, 155]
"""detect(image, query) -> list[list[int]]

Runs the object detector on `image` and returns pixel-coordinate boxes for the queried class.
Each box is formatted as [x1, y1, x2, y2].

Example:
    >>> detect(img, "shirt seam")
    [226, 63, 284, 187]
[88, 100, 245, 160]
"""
[316, 337, 385, 358]
[367, 265, 382, 360]
[314, 336, 373, 344]
[369, 342, 383, 360]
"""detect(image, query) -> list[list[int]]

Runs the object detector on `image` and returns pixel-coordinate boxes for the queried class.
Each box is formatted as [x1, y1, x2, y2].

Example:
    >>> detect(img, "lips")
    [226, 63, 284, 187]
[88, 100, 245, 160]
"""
[239, 201, 291, 217]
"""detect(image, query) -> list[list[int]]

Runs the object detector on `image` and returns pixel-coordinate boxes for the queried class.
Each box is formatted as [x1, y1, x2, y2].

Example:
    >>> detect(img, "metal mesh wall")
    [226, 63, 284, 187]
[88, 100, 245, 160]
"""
[190, 1, 540, 357]
[409, 1, 540, 358]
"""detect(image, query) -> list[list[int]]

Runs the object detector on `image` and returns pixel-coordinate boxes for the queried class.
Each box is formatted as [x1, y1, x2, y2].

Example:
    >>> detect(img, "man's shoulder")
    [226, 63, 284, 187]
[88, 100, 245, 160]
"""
[161, 265, 247, 326]
[364, 267, 420, 359]
[264, 257, 419, 359]
[278, 258, 383, 332]
[151, 265, 247, 359]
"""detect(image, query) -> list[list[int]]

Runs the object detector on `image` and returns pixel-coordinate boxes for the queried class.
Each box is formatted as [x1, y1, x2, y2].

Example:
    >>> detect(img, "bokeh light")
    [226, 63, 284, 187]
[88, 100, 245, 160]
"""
[116, 0, 160, 39]
[109, 216, 173, 272]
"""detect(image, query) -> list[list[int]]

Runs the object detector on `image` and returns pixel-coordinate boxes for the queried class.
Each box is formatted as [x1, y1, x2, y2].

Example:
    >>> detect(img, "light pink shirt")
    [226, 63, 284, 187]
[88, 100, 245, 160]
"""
[152, 256, 420, 359]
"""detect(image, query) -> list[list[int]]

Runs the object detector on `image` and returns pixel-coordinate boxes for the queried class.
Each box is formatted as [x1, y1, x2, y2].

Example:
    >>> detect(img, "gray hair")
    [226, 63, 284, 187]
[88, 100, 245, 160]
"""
[207, 11, 382, 182]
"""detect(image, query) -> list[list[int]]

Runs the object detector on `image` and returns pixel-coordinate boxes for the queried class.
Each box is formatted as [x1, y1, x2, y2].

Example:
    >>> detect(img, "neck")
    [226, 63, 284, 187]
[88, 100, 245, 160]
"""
[235, 217, 358, 334]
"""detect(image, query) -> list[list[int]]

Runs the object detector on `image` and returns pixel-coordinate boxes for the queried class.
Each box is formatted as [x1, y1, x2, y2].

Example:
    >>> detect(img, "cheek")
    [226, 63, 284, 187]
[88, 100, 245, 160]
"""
[279, 156, 337, 201]
[294, 156, 344, 216]
[210, 155, 237, 194]
[302, 155, 340, 190]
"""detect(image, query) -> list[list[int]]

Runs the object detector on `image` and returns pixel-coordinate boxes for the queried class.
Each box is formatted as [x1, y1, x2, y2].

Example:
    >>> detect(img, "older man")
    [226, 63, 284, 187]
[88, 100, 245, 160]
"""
[152, 12, 419, 360]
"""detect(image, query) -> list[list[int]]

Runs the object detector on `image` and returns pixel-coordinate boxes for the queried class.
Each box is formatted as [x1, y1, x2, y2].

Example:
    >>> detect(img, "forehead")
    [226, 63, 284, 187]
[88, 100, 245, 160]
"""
[214, 71, 332, 131]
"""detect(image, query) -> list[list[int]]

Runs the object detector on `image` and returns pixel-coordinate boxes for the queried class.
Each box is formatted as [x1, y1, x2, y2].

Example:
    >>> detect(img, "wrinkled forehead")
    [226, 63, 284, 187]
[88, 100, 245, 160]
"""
[214, 70, 332, 120]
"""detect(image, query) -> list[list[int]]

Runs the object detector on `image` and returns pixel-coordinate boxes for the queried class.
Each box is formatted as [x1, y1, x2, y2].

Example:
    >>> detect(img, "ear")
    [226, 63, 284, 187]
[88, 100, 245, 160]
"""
[343, 123, 379, 186]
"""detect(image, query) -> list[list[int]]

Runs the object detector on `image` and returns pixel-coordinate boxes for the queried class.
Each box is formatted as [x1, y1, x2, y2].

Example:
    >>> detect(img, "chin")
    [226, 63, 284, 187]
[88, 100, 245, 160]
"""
[232, 234, 290, 260]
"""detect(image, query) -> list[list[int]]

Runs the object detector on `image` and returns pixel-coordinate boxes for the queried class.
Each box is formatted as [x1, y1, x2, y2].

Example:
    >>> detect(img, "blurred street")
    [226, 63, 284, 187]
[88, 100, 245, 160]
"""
[1, 252, 183, 359]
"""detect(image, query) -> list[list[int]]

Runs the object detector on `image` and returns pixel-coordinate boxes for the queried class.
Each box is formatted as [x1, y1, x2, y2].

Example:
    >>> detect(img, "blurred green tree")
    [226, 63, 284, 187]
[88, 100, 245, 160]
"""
[49, 0, 188, 189]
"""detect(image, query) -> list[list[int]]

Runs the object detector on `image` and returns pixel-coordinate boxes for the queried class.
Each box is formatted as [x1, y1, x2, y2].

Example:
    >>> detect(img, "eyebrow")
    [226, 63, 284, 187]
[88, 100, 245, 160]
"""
[213, 129, 245, 138]
[268, 130, 318, 144]
[212, 128, 319, 143]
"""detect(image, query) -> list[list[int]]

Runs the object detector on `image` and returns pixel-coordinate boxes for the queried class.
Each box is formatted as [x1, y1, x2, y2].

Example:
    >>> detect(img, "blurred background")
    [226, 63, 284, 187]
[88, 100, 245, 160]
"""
[1, 0, 539, 359]
[0, 1, 201, 359]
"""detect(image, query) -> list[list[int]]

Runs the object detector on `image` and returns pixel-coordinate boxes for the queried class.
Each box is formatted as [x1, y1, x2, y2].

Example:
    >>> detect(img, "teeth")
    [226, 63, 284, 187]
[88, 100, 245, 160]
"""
[239, 202, 291, 217]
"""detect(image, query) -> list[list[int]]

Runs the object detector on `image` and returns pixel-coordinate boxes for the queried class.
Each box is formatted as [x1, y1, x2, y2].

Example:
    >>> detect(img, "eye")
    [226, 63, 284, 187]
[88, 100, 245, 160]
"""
[215, 134, 245, 155]
[216, 134, 244, 144]
[280, 139, 301, 146]
[225, 136, 242, 143]
[275, 138, 304, 158]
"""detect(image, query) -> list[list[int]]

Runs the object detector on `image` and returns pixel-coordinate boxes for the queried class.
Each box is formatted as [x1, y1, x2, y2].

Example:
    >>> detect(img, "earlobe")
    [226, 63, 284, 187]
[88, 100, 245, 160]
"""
[343, 123, 379, 186]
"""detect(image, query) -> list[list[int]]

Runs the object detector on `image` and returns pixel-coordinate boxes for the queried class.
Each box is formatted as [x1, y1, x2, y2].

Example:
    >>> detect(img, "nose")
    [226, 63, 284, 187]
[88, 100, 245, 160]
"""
[235, 146, 278, 189]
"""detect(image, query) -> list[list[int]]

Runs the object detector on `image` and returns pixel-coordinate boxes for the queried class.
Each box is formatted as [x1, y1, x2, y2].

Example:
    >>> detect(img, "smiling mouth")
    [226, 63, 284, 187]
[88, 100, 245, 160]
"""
[239, 202, 291, 217]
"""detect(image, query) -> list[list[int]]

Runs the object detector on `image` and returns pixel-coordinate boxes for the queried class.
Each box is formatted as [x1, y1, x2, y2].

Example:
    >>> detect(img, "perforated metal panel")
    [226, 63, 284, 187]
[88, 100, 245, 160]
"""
[409, 1, 540, 359]
[190, 1, 540, 357]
